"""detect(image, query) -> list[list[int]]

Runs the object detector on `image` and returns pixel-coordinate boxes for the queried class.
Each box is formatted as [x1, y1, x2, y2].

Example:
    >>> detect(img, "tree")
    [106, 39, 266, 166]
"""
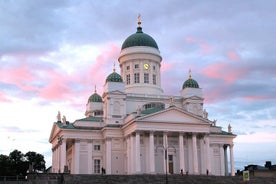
[25, 151, 46, 172]
[0, 154, 12, 176]
[8, 149, 28, 176]
[0, 150, 46, 176]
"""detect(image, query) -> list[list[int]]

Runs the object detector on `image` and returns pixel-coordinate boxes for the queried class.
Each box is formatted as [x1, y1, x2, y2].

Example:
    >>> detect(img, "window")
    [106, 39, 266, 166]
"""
[143, 102, 165, 110]
[126, 66, 130, 70]
[94, 159, 101, 174]
[153, 74, 156, 85]
[153, 65, 156, 70]
[144, 73, 149, 83]
[94, 145, 100, 151]
[94, 110, 103, 116]
[134, 73, 140, 83]
[134, 64, 139, 69]
[126, 74, 130, 84]
[169, 155, 173, 161]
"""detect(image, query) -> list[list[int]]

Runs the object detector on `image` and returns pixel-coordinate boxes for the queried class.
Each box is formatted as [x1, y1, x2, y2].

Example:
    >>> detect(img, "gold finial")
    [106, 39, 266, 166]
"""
[189, 69, 192, 79]
[138, 13, 141, 26]
[94, 85, 97, 93]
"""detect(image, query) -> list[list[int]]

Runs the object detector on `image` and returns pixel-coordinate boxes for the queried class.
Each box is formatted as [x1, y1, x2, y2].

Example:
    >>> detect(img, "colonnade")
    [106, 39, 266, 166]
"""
[52, 132, 235, 176]
[125, 131, 216, 175]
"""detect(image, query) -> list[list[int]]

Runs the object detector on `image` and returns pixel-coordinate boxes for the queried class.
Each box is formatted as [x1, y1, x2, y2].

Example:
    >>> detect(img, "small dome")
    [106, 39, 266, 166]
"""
[121, 27, 159, 50]
[182, 78, 199, 89]
[106, 71, 123, 82]
[88, 92, 103, 103]
[182, 70, 200, 89]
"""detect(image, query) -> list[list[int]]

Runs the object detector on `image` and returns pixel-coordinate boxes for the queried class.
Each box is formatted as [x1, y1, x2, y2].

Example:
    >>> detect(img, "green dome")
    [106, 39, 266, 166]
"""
[88, 92, 103, 103]
[182, 78, 199, 89]
[106, 71, 123, 82]
[121, 27, 159, 50]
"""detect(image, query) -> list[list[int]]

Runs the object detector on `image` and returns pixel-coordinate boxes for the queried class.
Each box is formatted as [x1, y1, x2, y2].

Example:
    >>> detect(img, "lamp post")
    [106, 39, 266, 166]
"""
[58, 135, 63, 173]
[156, 145, 176, 184]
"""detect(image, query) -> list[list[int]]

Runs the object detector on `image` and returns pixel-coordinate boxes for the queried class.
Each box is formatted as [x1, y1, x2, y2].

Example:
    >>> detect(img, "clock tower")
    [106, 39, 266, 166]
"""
[118, 15, 163, 95]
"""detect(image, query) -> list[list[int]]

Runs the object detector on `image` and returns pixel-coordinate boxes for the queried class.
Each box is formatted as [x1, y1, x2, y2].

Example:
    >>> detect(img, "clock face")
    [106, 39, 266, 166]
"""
[144, 63, 149, 69]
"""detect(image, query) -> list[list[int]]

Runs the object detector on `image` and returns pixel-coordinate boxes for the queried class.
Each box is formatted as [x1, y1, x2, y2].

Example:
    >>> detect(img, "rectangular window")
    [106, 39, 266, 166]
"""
[153, 65, 156, 70]
[94, 145, 100, 151]
[134, 64, 139, 69]
[126, 74, 130, 84]
[134, 73, 140, 83]
[126, 66, 130, 70]
[144, 73, 149, 83]
[94, 159, 101, 174]
[153, 74, 156, 85]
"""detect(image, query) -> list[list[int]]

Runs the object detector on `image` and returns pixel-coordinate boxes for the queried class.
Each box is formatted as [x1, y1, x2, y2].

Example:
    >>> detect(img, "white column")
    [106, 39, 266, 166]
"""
[163, 132, 168, 174]
[57, 146, 60, 172]
[127, 136, 131, 174]
[149, 131, 155, 173]
[220, 145, 225, 176]
[74, 140, 80, 174]
[60, 138, 66, 173]
[135, 131, 141, 173]
[205, 135, 211, 175]
[224, 145, 229, 176]
[106, 138, 112, 174]
[130, 134, 134, 174]
[229, 144, 235, 176]
[192, 133, 199, 174]
[200, 137, 205, 174]
[87, 141, 93, 174]
[179, 132, 185, 173]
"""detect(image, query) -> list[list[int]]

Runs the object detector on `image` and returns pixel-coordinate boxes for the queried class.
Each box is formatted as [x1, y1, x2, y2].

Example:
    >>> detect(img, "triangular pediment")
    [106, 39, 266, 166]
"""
[137, 107, 208, 124]
[184, 95, 203, 100]
[109, 90, 125, 94]
[49, 123, 60, 142]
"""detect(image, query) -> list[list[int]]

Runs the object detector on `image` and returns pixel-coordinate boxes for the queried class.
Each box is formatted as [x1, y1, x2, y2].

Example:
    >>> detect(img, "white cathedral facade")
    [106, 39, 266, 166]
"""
[49, 18, 236, 176]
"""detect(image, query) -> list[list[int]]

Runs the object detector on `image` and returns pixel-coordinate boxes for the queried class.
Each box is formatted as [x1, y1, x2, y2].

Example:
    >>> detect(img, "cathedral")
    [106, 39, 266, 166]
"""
[49, 17, 236, 176]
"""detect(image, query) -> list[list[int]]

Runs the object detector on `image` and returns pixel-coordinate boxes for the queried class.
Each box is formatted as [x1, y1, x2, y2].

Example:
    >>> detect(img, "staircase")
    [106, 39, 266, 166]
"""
[27, 174, 276, 184]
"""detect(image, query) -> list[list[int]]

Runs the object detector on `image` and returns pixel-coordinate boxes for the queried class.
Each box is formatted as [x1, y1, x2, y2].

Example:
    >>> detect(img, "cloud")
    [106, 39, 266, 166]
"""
[185, 37, 214, 55]
[227, 51, 241, 61]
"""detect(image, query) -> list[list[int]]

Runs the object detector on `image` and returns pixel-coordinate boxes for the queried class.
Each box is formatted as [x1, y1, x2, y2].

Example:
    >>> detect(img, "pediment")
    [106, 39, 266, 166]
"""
[109, 90, 125, 95]
[184, 95, 203, 100]
[137, 107, 208, 124]
[49, 123, 60, 142]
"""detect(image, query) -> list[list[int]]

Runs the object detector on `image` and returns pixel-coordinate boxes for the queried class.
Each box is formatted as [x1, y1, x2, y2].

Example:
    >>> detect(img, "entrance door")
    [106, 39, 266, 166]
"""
[168, 155, 174, 174]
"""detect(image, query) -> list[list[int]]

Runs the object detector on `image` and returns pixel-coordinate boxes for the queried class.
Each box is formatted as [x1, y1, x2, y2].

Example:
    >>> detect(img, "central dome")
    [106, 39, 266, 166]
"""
[121, 27, 159, 50]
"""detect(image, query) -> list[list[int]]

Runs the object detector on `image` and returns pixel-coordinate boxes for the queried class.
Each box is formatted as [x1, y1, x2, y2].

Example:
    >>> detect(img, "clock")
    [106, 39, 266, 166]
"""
[143, 63, 149, 69]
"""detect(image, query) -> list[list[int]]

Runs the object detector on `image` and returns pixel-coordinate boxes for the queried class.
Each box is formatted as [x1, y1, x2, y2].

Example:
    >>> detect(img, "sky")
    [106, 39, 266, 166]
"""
[0, 0, 276, 171]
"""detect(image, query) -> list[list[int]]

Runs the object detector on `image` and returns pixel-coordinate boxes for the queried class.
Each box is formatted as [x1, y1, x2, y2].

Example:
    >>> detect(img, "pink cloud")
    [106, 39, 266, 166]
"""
[161, 61, 176, 72]
[0, 92, 11, 102]
[185, 37, 213, 55]
[202, 62, 246, 84]
[86, 43, 121, 94]
[243, 96, 275, 102]
[227, 51, 241, 61]
[0, 64, 38, 92]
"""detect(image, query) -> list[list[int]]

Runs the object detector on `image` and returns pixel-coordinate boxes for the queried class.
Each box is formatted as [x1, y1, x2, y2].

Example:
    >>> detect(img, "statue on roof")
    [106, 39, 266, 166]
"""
[203, 109, 208, 119]
[62, 115, 67, 125]
[57, 111, 61, 122]
[228, 124, 232, 133]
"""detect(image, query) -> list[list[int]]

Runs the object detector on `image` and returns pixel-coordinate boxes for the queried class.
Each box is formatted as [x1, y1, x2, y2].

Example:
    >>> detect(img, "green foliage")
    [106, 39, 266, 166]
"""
[0, 149, 46, 176]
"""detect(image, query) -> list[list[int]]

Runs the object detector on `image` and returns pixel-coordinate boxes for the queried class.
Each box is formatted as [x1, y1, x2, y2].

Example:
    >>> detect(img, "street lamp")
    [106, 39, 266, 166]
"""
[156, 145, 176, 184]
[58, 135, 63, 173]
